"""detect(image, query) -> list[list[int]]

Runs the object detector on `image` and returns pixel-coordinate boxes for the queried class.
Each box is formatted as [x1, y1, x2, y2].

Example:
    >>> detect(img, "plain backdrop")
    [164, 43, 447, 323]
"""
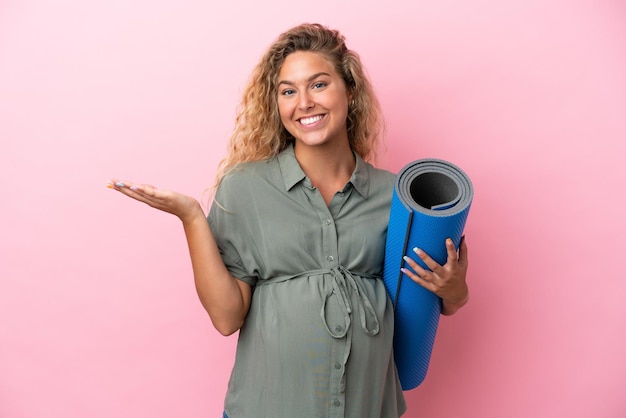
[1, 0, 625, 417]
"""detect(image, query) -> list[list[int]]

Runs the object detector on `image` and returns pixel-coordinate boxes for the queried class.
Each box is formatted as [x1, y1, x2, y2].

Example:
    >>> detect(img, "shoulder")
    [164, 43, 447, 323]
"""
[363, 161, 396, 193]
[219, 158, 278, 191]
[212, 157, 281, 209]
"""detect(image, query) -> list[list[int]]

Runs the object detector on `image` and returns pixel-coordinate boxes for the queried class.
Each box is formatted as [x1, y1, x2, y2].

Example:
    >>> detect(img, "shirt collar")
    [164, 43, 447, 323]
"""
[277, 143, 371, 198]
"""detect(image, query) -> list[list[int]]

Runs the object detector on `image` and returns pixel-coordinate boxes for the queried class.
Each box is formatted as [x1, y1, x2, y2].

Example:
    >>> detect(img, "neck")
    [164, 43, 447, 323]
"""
[294, 141, 355, 186]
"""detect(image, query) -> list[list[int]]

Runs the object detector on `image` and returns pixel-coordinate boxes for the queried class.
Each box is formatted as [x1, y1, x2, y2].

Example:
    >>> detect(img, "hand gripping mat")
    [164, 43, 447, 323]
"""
[383, 159, 473, 390]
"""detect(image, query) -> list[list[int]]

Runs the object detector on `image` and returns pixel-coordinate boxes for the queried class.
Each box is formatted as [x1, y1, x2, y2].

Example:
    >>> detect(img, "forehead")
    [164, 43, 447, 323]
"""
[278, 51, 339, 80]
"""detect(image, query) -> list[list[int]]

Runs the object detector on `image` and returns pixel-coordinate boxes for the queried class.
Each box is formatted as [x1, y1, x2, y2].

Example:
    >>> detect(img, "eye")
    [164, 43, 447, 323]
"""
[281, 88, 296, 96]
[313, 82, 327, 89]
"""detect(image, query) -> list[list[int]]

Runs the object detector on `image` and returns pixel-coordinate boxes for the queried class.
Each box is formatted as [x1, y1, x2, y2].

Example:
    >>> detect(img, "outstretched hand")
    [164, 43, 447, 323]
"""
[401, 236, 469, 315]
[107, 179, 203, 224]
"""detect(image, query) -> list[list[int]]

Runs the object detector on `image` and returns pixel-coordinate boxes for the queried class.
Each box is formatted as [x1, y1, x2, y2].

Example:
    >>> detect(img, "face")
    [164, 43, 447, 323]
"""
[276, 51, 351, 150]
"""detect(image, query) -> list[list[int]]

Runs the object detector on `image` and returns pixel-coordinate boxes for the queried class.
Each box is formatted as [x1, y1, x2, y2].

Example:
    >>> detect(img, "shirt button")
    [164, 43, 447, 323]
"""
[325, 219, 332, 225]
[335, 362, 342, 370]
[335, 325, 343, 332]
[327, 255, 334, 262]
[340, 192, 345, 197]
[333, 399, 341, 407]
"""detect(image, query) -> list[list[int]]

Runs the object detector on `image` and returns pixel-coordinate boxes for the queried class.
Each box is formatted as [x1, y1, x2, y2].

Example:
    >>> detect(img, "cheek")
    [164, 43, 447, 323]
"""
[277, 100, 292, 124]
[333, 100, 349, 125]
[326, 92, 349, 116]
[277, 101, 299, 136]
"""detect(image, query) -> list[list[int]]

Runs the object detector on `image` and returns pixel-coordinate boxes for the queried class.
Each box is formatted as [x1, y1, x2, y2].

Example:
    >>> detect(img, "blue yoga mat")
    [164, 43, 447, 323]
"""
[383, 158, 473, 390]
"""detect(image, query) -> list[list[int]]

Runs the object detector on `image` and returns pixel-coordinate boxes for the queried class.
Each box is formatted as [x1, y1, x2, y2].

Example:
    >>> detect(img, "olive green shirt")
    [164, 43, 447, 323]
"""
[208, 144, 407, 417]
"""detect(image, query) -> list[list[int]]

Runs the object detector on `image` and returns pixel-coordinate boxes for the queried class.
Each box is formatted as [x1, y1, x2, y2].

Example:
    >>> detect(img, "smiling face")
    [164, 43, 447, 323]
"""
[277, 51, 352, 151]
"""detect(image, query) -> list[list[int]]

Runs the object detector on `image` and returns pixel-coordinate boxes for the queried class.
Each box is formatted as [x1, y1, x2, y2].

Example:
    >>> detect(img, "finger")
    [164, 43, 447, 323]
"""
[445, 238, 459, 264]
[132, 183, 160, 196]
[108, 179, 158, 196]
[108, 179, 139, 191]
[107, 180, 157, 205]
[107, 179, 124, 189]
[107, 179, 144, 199]
[412, 246, 442, 273]
[400, 265, 437, 292]
[402, 255, 431, 280]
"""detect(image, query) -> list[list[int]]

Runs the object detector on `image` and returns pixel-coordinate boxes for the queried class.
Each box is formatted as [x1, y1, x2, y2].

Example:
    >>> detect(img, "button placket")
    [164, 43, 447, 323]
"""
[305, 184, 345, 416]
[321, 216, 338, 268]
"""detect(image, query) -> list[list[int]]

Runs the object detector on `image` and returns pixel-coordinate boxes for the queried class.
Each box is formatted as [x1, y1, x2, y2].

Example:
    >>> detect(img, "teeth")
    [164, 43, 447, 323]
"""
[300, 115, 323, 125]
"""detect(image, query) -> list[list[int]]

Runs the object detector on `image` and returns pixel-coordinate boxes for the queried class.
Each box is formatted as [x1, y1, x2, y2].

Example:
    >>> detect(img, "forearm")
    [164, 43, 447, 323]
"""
[181, 204, 251, 335]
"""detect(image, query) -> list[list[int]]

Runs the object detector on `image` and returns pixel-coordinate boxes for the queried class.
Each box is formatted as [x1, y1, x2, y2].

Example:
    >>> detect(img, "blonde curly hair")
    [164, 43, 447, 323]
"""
[214, 23, 384, 188]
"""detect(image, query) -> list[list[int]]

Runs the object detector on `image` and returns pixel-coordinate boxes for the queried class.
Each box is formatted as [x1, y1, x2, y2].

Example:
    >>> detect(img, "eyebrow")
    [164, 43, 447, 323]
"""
[277, 72, 331, 86]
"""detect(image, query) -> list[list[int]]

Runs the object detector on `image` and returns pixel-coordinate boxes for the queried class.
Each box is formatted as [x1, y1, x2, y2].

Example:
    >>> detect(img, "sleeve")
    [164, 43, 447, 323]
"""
[207, 174, 259, 287]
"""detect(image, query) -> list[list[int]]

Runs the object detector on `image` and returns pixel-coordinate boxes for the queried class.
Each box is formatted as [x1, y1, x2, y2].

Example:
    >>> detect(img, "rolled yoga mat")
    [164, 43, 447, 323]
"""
[383, 158, 473, 390]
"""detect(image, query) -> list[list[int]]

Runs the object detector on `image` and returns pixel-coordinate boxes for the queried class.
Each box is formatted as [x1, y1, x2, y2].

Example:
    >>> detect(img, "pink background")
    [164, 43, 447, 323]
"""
[1, 0, 625, 417]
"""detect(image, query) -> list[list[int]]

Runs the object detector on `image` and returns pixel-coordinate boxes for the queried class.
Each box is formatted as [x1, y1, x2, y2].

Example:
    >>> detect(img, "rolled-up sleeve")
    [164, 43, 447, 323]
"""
[207, 177, 259, 287]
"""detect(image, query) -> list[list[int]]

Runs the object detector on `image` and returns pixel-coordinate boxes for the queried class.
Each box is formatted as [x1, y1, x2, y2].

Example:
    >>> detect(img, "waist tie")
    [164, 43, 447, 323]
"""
[321, 266, 380, 338]
[256, 266, 381, 338]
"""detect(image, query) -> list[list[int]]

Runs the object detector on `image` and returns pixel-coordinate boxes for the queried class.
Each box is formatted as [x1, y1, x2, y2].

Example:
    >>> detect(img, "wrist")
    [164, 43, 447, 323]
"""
[180, 201, 205, 226]
[442, 288, 469, 316]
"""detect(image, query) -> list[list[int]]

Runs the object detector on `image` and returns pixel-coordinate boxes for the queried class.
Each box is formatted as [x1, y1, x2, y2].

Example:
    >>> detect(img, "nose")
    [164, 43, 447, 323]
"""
[298, 91, 314, 111]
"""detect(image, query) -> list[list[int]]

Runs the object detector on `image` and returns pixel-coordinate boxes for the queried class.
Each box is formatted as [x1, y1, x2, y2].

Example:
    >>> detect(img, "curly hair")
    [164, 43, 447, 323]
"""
[213, 23, 384, 188]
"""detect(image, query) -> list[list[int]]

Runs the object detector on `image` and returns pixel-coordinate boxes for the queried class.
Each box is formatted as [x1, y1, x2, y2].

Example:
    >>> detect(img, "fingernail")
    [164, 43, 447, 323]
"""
[129, 186, 138, 191]
[403, 256, 410, 262]
[413, 247, 423, 255]
[106, 181, 114, 189]
[115, 182, 125, 187]
[400, 268, 408, 275]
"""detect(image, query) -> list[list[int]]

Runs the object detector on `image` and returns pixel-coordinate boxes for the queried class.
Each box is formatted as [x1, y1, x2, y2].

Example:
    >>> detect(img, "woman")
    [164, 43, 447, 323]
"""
[109, 23, 468, 417]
